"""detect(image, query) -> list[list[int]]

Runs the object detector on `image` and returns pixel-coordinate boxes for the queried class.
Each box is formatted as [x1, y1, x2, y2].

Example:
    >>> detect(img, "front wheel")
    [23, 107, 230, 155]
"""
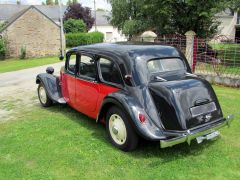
[106, 106, 139, 151]
[37, 83, 53, 107]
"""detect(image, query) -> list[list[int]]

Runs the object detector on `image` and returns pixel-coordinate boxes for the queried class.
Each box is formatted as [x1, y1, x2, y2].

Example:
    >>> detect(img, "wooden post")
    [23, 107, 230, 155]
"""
[185, 31, 196, 71]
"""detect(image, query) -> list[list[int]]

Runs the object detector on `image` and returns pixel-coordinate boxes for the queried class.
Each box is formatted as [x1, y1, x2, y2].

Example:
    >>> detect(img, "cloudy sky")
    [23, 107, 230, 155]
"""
[0, 0, 111, 10]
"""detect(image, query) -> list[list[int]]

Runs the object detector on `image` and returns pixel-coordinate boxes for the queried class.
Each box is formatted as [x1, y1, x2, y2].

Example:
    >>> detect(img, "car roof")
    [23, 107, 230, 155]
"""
[69, 42, 180, 58]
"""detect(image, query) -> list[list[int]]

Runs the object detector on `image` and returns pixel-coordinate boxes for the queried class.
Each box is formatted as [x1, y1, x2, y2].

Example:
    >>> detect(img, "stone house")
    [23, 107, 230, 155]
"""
[0, 5, 63, 58]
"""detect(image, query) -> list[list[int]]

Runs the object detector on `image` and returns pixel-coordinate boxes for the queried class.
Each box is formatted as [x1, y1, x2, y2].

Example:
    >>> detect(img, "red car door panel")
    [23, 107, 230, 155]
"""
[61, 73, 76, 107]
[75, 78, 99, 118]
[95, 84, 120, 115]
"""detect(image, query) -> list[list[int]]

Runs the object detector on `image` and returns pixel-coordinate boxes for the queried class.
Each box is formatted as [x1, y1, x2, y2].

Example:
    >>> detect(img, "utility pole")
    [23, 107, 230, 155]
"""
[58, 0, 64, 60]
[94, 0, 97, 31]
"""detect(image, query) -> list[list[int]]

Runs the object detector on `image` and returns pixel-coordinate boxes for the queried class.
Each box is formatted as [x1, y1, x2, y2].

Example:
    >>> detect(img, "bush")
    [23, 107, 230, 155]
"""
[20, 46, 26, 59]
[0, 39, 6, 60]
[66, 32, 104, 47]
[64, 19, 87, 33]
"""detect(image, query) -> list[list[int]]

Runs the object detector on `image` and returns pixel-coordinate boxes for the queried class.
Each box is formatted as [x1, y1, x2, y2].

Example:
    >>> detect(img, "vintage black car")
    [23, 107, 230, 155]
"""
[36, 42, 233, 151]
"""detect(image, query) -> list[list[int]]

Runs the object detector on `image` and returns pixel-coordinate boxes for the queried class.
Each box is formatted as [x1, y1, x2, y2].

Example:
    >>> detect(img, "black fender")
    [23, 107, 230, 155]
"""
[97, 90, 166, 141]
[36, 73, 66, 104]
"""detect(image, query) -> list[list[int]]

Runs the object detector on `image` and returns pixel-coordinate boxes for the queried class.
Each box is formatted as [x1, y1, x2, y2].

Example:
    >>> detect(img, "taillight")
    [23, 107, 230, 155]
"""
[138, 113, 146, 123]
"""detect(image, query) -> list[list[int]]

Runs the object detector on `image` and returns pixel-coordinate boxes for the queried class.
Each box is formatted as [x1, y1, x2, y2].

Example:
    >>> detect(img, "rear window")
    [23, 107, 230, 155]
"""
[147, 58, 185, 73]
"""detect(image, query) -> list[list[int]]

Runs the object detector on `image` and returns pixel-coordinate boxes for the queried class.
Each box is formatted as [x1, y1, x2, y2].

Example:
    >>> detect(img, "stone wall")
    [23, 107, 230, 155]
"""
[196, 73, 240, 87]
[3, 7, 61, 58]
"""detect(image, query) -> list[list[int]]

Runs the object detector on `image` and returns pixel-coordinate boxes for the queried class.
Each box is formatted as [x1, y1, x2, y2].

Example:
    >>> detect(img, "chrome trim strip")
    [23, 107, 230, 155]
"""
[160, 115, 234, 148]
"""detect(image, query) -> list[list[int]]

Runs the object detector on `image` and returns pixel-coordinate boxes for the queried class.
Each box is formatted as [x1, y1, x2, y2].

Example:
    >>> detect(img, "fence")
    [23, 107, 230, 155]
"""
[135, 34, 240, 79]
[194, 36, 240, 79]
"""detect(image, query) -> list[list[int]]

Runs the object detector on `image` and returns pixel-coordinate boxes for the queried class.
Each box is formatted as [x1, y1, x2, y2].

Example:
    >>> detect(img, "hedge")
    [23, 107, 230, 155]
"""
[64, 19, 87, 33]
[66, 32, 104, 47]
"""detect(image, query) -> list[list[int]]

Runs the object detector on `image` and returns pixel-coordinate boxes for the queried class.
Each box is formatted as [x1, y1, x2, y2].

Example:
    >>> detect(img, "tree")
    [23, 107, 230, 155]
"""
[67, 0, 78, 5]
[108, 0, 232, 38]
[72, 0, 78, 4]
[64, 19, 87, 33]
[64, 3, 95, 31]
[46, 0, 54, 5]
[226, 0, 240, 11]
[67, 0, 72, 5]
[54, 0, 59, 5]
[17, 0, 21, 5]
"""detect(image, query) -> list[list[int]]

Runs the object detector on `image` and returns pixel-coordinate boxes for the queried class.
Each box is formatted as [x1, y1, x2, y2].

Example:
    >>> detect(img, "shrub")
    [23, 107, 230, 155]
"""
[64, 19, 87, 33]
[20, 46, 26, 59]
[66, 32, 104, 47]
[0, 39, 6, 60]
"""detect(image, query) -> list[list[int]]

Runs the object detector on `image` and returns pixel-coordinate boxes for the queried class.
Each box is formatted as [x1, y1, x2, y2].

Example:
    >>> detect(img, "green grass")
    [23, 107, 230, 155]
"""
[0, 86, 240, 179]
[210, 43, 240, 65]
[210, 43, 240, 50]
[0, 56, 60, 73]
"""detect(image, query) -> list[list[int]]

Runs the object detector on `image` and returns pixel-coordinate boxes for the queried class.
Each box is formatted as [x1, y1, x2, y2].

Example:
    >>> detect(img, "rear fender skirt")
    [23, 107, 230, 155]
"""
[97, 92, 166, 140]
[36, 73, 66, 104]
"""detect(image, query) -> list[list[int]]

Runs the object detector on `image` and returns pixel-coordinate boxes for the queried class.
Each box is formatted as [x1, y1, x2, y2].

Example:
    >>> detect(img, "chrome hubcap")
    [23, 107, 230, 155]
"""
[39, 86, 47, 104]
[109, 114, 127, 145]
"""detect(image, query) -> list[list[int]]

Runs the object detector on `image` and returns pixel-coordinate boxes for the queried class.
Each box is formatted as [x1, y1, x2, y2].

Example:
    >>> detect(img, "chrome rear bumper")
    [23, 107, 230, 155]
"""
[160, 115, 234, 148]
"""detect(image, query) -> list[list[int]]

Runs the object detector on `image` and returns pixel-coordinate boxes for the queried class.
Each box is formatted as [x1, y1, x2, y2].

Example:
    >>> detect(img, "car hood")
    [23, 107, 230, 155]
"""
[148, 76, 223, 130]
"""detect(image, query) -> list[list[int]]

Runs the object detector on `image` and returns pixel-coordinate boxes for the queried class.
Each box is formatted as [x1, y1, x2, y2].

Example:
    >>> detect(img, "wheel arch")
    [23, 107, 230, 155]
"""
[97, 97, 126, 123]
[36, 73, 64, 103]
[97, 96, 143, 137]
[36, 78, 41, 84]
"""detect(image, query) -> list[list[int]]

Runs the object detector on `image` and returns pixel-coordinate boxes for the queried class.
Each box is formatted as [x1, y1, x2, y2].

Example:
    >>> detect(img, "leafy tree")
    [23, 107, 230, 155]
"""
[122, 20, 146, 38]
[108, 0, 233, 38]
[67, 0, 78, 5]
[54, 0, 59, 5]
[64, 3, 95, 31]
[167, 0, 222, 38]
[72, 0, 78, 4]
[64, 19, 87, 33]
[67, 0, 72, 5]
[46, 0, 54, 5]
[226, 0, 240, 11]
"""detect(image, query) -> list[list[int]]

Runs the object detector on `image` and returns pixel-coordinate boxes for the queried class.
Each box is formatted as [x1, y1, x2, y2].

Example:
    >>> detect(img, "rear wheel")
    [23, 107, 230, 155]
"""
[37, 83, 53, 107]
[106, 106, 139, 151]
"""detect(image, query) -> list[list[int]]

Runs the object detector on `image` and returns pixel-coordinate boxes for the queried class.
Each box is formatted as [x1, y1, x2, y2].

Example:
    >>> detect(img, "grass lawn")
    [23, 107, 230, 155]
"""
[0, 86, 240, 179]
[210, 43, 240, 66]
[0, 56, 60, 73]
[210, 43, 240, 50]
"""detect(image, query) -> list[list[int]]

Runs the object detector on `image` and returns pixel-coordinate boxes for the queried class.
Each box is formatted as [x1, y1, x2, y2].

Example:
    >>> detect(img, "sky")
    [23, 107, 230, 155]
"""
[0, 0, 112, 10]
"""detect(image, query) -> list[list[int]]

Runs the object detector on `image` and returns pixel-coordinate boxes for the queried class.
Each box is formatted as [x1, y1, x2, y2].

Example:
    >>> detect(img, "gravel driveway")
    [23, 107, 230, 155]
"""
[0, 62, 64, 122]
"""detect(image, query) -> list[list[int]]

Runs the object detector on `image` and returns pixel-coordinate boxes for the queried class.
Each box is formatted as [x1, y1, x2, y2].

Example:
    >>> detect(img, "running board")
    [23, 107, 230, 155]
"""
[57, 97, 66, 104]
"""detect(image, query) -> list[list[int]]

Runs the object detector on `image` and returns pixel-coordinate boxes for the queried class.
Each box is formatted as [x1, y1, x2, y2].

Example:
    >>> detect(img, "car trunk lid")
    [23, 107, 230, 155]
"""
[148, 76, 223, 130]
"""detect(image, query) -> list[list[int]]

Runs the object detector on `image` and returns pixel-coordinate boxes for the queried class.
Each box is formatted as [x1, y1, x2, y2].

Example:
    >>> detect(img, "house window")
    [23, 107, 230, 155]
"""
[106, 32, 113, 41]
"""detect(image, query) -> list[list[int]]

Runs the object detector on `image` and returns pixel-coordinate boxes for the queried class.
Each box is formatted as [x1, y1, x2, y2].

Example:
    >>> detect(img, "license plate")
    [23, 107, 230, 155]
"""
[196, 131, 220, 144]
[190, 102, 217, 118]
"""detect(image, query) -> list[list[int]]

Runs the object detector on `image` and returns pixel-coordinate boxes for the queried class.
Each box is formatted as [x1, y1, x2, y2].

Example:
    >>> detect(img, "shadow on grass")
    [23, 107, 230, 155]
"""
[43, 104, 218, 162]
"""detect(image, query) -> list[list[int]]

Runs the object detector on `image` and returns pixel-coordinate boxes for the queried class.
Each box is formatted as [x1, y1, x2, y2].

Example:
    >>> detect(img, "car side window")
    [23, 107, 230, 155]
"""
[99, 58, 123, 85]
[78, 55, 97, 80]
[67, 54, 76, 74]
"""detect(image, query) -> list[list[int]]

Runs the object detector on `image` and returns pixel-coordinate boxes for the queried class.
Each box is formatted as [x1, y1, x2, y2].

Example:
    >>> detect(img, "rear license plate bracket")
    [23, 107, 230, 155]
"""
[196, 131, 220, 144]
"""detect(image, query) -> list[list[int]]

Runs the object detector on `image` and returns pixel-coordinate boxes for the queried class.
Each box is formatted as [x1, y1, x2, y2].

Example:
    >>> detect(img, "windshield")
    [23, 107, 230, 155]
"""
[147, 58, 185, 73]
